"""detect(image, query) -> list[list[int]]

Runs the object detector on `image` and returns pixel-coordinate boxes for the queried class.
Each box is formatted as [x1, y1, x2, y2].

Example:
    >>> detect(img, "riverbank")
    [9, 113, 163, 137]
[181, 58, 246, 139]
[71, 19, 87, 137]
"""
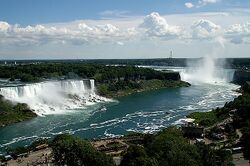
[0, 79, 189, 128]
[2, 127, 235, 166]
[1, 82, 245, 165]
[97, 79, 190, 98]
[0, 95, 37, 127]
[187, 82, 250, 162]
[0, 63, 189, 127]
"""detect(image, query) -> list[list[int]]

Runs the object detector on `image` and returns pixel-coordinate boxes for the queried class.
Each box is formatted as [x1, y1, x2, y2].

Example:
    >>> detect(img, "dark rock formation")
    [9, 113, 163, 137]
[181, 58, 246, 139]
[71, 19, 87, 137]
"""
[233, 69, 250, 85]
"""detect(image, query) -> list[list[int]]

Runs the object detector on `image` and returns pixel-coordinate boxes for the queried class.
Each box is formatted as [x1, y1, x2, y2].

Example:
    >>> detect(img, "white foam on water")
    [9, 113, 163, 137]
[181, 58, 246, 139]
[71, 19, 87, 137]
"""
[104, 129, 123, 138]
[0, 135, 38, 148]
[0, 79, 111, 116]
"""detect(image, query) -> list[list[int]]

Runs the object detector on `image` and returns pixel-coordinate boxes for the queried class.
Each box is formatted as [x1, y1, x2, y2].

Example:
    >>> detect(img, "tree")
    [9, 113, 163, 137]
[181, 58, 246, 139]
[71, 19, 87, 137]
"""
[241, 125, 250, 162]
[51, 134, 115, 166]
[195, 142, 217, 166]
[120, 145, 157, 166]
[146, 127, 200, 166]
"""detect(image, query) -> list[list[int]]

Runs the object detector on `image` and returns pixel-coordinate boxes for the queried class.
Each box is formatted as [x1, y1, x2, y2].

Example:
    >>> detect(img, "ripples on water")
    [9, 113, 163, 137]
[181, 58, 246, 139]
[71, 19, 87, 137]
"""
[0, 68, 241, 152]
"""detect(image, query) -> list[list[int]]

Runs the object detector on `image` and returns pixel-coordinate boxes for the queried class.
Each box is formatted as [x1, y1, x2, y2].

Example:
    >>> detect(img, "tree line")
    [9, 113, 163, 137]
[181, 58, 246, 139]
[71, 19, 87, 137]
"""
[0, 63, 180, 83]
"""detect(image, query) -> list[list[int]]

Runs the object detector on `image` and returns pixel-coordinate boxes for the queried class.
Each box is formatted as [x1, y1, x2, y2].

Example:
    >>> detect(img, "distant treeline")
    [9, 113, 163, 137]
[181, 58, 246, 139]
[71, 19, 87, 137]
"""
[1, 58, 250, 68]
[0, 63, 180, 83]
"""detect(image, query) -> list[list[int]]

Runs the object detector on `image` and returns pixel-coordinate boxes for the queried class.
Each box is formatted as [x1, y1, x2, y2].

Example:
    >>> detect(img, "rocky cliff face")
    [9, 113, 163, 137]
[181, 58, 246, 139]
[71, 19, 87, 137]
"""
[233, 70, 250, 85]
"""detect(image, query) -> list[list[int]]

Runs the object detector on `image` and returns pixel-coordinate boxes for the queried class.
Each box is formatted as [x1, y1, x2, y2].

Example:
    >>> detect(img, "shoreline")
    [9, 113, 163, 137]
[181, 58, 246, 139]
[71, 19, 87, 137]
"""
[1, 82, 246, 164]
[0, 79, 190, 128]
[98, 80, 191, 98]
[0, 97, 37, 127]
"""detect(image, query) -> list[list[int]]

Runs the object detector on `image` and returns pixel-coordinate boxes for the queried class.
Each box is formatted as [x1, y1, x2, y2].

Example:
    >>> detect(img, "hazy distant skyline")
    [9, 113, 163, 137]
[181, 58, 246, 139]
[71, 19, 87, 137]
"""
[0, 0, 250, 59]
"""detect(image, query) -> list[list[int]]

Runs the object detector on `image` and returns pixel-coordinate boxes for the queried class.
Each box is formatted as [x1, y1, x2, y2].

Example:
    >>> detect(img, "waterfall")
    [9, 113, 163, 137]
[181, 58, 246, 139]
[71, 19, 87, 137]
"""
[159, 65, 235, 85]
[180, 68, 235, 85]
[179, 57, 235, 85]
[90, 79, 95, 93]
[0, 79, 108, 116]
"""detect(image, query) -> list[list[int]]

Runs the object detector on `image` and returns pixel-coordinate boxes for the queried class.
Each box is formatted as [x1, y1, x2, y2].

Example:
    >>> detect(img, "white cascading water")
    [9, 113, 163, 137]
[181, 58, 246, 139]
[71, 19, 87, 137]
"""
[0, 79, 109, 116]
[90, 79, 95, 92]
[180, 56, 234, 85]
[179, 38, 237, 84]
[178, 37, 235, 84]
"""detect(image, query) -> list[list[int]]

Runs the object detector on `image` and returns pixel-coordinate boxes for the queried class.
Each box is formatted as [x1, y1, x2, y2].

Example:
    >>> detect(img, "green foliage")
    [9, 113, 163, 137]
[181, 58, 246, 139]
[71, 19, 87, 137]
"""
[121, 127, 233, 166]
[20, 73, 40, 82]
[51, 134, 115, 166]
[146, 127, 200, 166]
[214, 149, 234, 166]
[0, 63, 187, 98]
[240, 124, 250, 161]
[0, 155, 4, 162]
[97, 80, 189, 97]
[0, 64, 181, 83]
[189, 88, 250, 162]
[0, 95, 36, 127]
[28, 138, 49, 151]
[6, 146, 29, 159]
[196, 142, 234, 166]
[124, 132, 145, 138]
[3, 128, 235, 165]
[188, 111, 218, 127]
[0, 64, 189, 128]
[195, 142, 217, 166]
[120, 145, 157, 166]
[96, 84, 110, 96]
[242, 81, 250, 93]
[187, 96, 250, 127]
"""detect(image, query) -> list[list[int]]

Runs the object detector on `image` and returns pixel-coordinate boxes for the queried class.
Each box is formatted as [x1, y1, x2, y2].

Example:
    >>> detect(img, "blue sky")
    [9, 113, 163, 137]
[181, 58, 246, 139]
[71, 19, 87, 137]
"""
[0, 0, 250, 59]
[1, 0, 249, 25]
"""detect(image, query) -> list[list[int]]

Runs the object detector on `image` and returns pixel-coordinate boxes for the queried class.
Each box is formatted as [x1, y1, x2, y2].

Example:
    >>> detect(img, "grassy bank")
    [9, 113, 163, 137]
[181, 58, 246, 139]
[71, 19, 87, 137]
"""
[187, 91, 250, 128]
[0, 95, 37, 127]
[97, 79, 190, 98]
[187, 105, 232, 127]
[188, 82, 250, 161]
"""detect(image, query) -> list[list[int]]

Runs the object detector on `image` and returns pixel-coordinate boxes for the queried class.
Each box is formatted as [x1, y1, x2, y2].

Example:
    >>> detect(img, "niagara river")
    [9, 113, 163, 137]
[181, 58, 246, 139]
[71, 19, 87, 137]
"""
[0, 67, 240, 153]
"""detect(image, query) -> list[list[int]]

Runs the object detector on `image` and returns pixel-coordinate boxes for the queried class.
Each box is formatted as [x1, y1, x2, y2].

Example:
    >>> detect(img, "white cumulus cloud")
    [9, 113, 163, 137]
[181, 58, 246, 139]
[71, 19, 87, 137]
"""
[0, 11, 249, 48]
[185, 2, 194, 8]
[191, 19, 221, 39]
[225, 22, 250, 44]
[139, 12, 182, 39]
[0, 21, 135, 46]
[185, 0, 220, 8]
[0, 21, 11, 32]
